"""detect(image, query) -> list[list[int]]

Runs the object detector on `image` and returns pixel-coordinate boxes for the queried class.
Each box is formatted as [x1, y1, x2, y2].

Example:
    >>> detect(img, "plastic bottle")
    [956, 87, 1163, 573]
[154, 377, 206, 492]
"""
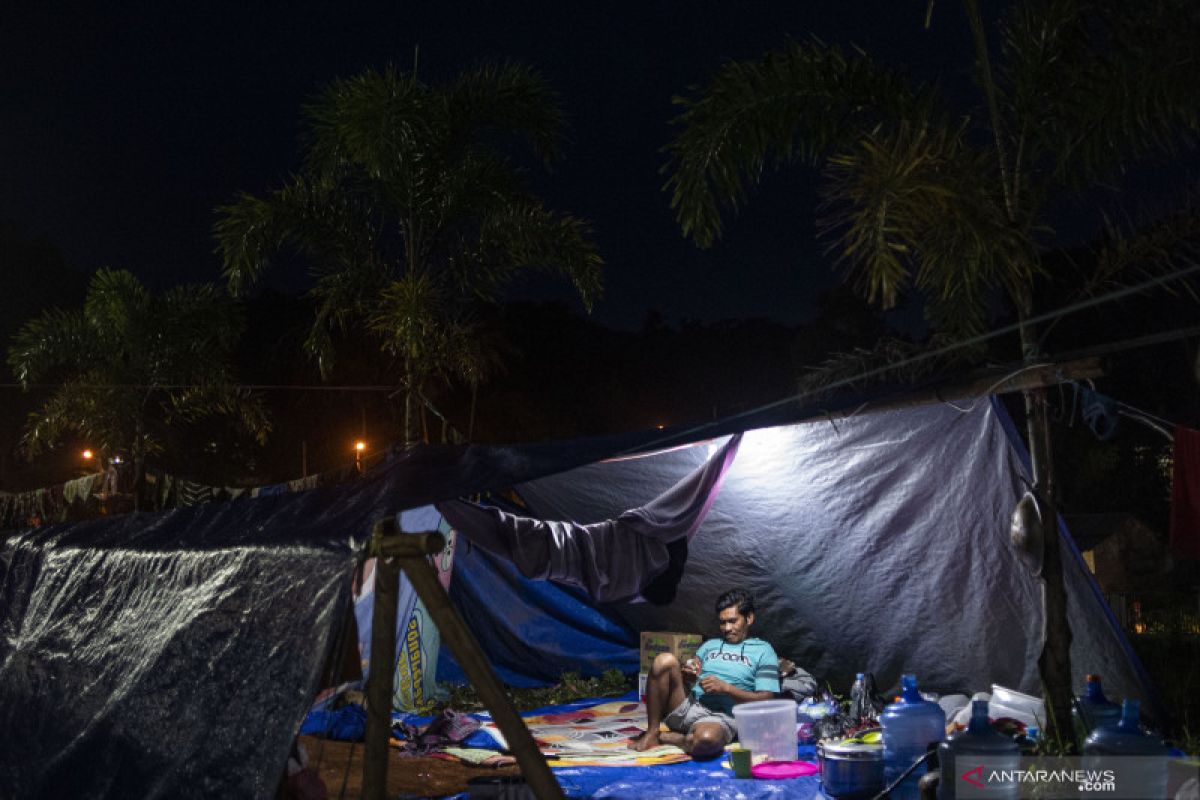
[850, 672, 868, 721]
[1082, 699, 1169, 800]
[936, 700, 1020, 800]
[1073, 674, 1121, 736]
[881, 674, 946, 800]
[1016, 726, 1039, 755]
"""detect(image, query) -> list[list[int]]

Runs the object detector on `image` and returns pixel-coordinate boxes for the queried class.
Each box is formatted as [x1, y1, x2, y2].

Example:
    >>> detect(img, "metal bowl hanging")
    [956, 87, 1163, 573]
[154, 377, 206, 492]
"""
[1009, 490, 1045, 577]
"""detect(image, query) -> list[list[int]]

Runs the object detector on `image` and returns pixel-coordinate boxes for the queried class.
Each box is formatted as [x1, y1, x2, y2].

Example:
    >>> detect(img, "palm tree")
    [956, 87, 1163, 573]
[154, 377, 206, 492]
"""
[215, 62, 603, 446]
[7, 269, 270, 508]
[663, 0, 1200, 740]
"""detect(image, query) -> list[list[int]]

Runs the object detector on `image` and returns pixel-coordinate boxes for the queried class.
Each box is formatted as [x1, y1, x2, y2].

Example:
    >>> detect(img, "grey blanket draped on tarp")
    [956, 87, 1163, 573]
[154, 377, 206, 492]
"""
[437, 433, 741, 603]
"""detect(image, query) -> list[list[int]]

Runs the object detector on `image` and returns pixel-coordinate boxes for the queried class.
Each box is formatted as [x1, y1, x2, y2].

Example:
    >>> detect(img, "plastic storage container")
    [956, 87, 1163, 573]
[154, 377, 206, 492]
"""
[1083, 699, 1169, 799]
[732, 699, 798, 762]
[989, 684, 1045, 728]
[881, 674, 946, 800]
[937, 700, 1020, 800]
[1074, 673, 1121, 736]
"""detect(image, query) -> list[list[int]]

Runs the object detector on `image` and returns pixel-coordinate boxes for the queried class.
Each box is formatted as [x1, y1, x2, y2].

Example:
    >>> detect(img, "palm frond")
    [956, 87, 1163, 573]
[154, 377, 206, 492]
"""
[1088, 201, 1200, 301]
[158, 283, 245, 362]
[19, 373, 135, 459]
[795, 332, 966, 404]
[818, 119, 1030, 337]
[444, 62, 566, 166]
[303, 66, 434, 181]
[7, 308, 95, 384]
[14, 268, 270, 462]
[368, 274, 455, 378]
[166, 384, 271, 445]
[442, 314, 507, 387]
[1000, 0, 1200, 183]
[82, 268, 151, 348]
[662, 38, 932, 247]
[215, 176, 379, 296]
[472, 203, 604, 310]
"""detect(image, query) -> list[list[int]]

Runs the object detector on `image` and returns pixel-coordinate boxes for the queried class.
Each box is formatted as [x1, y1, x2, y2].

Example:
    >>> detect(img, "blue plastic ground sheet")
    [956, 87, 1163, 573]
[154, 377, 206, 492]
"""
[438, 693, 825, 800]
[548, 751, 823, 800]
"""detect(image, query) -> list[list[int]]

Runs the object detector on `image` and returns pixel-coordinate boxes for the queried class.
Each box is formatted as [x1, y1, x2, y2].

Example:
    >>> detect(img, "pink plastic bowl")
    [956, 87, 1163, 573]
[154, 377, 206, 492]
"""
[750, 760, 820, 779]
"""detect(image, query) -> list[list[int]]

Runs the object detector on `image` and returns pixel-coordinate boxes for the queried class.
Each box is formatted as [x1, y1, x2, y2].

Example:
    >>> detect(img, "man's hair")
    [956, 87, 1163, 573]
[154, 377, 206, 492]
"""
[715, 588, 754, 617]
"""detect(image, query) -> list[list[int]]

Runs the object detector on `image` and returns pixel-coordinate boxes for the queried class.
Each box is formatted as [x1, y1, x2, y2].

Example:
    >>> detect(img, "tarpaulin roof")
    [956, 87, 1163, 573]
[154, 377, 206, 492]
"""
[487, 399, 1154, 713]
[0, 398, 821, 799]
[0, 394, 1154, 799]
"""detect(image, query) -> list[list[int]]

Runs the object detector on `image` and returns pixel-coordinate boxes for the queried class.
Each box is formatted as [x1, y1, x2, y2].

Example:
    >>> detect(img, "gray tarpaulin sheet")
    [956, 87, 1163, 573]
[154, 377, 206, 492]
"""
[0, 422, 736, 799]
[437, 433, 740, 602]
[514, 400, 1155, 710]
[0, 499, 358, 799]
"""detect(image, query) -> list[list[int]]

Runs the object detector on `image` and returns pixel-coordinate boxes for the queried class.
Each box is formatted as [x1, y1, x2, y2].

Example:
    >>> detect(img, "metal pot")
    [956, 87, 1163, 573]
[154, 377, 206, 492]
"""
[817, 740, 885, 800]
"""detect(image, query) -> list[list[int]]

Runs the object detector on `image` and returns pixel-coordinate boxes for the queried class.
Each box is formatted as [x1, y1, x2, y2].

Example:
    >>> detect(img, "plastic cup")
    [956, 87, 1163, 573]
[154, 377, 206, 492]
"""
[729, 747, 753, 778]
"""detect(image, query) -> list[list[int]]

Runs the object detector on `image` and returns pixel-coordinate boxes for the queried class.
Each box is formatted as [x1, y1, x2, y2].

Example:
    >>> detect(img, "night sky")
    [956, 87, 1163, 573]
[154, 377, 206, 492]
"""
[2, 1, 995, 330]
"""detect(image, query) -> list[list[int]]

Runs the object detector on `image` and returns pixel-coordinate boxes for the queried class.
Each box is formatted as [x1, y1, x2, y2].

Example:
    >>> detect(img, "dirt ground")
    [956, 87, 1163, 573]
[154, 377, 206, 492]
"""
[298, 734, 524, 799]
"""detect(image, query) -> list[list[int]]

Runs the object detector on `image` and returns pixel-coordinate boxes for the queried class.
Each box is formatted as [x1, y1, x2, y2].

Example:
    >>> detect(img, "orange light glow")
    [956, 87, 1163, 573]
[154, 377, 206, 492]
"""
[355, 440, 366, 452]
[81, 449, 94, 460]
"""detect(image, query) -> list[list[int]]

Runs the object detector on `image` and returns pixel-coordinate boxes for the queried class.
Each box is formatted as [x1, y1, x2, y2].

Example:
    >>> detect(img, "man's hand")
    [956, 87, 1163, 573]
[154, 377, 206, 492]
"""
[681, 656, 701, 688]
[698, 675, 730, 695]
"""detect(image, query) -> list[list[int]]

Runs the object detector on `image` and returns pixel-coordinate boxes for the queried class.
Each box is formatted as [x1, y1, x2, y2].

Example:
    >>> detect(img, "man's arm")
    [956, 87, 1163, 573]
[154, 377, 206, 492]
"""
[696, 641, 782, 704]
[697, 675, 776, 705]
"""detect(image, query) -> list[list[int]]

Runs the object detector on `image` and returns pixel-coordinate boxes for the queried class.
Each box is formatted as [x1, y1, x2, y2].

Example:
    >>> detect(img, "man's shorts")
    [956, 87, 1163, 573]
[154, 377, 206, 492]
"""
[663, 696, 737, 743]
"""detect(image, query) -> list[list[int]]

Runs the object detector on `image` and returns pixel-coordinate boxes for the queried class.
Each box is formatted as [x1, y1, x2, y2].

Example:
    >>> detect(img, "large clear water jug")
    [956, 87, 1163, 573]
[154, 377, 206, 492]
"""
[1073, 673, 1121, 737]
[1082, 699, 1169, 800]
[936, 700, 1020, 800]
[880, 674, 946, 800]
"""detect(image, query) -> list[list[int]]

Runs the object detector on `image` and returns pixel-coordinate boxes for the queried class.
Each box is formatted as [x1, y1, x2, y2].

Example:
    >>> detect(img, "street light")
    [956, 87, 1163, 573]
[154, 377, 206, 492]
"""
[355, 440, 366, 472]
[81, 449, 94, 461]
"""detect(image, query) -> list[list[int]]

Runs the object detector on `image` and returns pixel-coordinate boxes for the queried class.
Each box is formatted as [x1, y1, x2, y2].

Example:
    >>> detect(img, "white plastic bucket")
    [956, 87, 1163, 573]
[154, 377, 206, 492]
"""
[732, 699, 797, 762]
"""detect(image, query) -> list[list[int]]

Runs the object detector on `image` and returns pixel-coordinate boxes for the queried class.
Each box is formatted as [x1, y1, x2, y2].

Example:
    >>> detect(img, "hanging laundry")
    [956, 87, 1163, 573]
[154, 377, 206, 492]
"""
[1170, 426, 1200, 561]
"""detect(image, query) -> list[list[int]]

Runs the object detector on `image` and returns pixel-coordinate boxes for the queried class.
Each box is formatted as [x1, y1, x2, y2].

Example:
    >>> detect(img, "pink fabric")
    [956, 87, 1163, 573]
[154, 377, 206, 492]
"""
[1170, 426, 1200, 560]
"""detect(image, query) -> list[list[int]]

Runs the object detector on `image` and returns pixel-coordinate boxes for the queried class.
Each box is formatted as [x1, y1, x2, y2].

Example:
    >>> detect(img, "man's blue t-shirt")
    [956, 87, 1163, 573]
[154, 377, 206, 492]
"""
[691, 637, 780, 716]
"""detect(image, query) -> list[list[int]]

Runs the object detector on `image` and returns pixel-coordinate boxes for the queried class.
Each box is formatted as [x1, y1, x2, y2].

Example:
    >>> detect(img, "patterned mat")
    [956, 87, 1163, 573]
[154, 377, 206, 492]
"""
[480, 700, 691, 767]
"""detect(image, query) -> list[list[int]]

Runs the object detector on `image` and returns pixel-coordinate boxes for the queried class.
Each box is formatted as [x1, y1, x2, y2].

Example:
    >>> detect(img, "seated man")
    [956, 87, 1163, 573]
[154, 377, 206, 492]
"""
[629, 588, 780, 759]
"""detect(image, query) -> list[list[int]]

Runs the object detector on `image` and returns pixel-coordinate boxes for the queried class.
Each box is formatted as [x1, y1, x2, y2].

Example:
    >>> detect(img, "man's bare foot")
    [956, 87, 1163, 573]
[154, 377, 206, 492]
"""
[628, 731, 661, 751]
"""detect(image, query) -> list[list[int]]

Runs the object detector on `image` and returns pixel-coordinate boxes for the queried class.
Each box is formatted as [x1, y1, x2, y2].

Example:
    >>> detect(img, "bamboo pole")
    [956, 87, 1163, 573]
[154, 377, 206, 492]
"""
[374, 519, 566, 800]
[815, 357, 1103, 422]
[362, 523, 401, 800]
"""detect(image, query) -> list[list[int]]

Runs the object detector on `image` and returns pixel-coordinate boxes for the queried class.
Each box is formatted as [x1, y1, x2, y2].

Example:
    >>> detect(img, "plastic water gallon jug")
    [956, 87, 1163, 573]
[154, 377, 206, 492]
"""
[1073, 674, 1121, 737]
[1083, 699, 1169, 800]
[936, 701, 1020, 800]
[881, 674, 946, 800]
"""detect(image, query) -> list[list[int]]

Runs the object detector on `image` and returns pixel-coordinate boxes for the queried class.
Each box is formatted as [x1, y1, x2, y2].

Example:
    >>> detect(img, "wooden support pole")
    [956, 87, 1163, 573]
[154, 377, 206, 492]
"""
[815, 356, 1104, 422]
[374, 518, 566, 800]
[362, 524, 401, 800]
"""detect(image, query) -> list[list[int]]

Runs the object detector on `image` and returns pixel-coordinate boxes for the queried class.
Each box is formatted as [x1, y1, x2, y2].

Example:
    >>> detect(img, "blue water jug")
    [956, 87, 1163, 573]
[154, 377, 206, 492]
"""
[1074, 673, 1121, 736]
[1082, 699, 1169, 799]
[881, 674, 946, 800]
[937, 700, 1020, 800]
